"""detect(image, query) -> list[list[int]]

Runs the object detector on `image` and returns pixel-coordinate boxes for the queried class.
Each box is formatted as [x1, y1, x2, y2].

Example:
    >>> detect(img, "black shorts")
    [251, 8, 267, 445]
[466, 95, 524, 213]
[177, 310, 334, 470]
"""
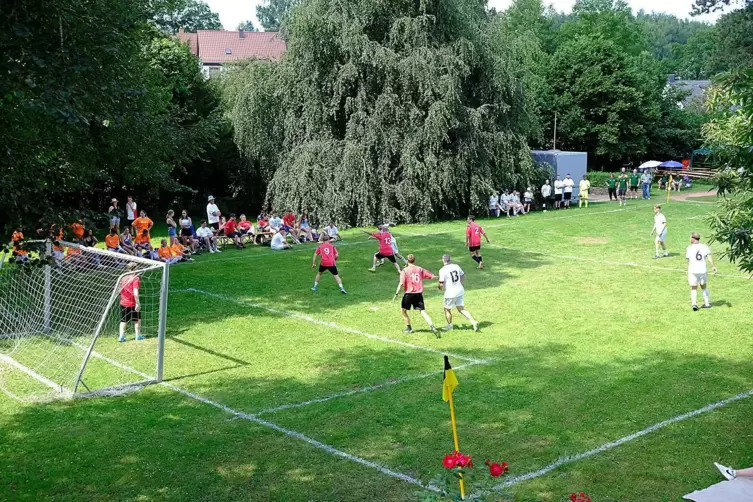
[401, 293, 425, 311]
[375, 253, 396, 262]
[469, 245, 481, 252]
[564, 192, 572, 200]
[120, 306, 140, 323]
[318, 265, 339, 275]
[181, 228, 192, 237]
[630, 186, 638, 191]
[227, 231, 240, 238]
[210, 222, 220, 231]
[618, 188, 627, 196]
[555, 194, 563, 201]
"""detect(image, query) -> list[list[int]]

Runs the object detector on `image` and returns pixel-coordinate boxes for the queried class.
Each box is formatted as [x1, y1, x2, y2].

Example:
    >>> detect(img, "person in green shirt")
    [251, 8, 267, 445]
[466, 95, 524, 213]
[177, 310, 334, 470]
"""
[629, 168, 641, 200]
[607, 174, 617, 201]
[617, 172, 629, 206]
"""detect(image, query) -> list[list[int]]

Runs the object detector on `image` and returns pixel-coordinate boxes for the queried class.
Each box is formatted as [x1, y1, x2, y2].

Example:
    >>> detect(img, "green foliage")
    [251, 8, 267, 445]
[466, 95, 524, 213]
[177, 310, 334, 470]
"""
[714, 5, 753, 71]
[236, 20, 258, 31]
[152, 0, 223, 34]
[585, 171, 615, 187]
[223, 0, 537, 225]
[256, 0, 298, 31]
[692, 0, 752, 15]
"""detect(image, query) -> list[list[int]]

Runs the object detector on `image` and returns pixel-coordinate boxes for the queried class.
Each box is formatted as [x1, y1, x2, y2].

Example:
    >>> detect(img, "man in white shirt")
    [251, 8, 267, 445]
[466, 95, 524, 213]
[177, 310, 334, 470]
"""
[499, 191, 510, 216]
[196, 220, 221, 253]
[126, 196, 137, 224]
[206, 196, 221, 231]
[488, 193, 500, 217]
[649, 205, 669, 259]
[553, 176, 564, 209]
[326, 223, 341, 241]
[268, 212, 283, 232]
[438, 254, 478, 332]
[541, 180, 552, 211]
[271, 229, 291, 251]
[563, 173, 575, 208]
[686, 232, 717, 311]
[523, 188, 533, 213]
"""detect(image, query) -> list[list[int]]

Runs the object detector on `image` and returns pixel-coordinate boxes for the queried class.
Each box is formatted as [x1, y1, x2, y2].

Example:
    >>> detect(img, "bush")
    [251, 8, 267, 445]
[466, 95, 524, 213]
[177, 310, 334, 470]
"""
[585, 171, 617, 187]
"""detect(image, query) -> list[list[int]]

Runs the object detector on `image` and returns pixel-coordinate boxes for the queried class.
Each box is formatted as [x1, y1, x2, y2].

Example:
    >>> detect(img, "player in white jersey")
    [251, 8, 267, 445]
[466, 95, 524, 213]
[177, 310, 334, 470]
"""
[686, 232, 717, 311]
[650, 205, 669, 259]
[438, 254, 478, 332]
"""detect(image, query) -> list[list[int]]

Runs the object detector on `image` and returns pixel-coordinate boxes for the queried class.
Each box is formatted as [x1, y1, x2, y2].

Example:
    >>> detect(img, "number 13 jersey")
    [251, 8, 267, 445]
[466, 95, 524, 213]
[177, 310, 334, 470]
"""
[439, 264, 465, 298]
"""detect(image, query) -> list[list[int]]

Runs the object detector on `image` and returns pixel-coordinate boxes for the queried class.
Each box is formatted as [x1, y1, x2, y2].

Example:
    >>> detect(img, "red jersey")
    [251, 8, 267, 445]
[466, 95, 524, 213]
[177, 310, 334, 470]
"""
[372, 231, 394, 256]
[315, 242, 338, 267]
[238, 220, 252, 231]
[224, 219, 237, 234]
[401, 265, 435, 294]
[283, 214, 295, 228]
[119, 275, 141, 307]
[466, 222, 483, 248]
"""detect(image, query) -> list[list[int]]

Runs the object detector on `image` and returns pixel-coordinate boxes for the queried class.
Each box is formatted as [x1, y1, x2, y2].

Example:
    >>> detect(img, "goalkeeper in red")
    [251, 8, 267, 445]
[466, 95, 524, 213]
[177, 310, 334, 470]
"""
[465, 216, 490, 269]
[118, 269, 143, 342]
[362, 225, 401, 273]
[393, 254, 439, 337]
[311, 235, 347, 294]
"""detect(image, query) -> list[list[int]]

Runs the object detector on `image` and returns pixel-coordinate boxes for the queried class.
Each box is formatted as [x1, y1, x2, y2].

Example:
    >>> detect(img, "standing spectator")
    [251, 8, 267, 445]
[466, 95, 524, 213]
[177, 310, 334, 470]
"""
[541, 180, 552, 211]
[578, 175, 591, 208]
[629, 168, 641, 200]
[125, 196, 137, 227]
[196, 220, 220, 253]
[71, 219, 85, 241]
[178, 210, 194, 249]
[132, 210, 154, 241]
[563, 174, 575, 208]
[108, 198, 122, 232]
[607, 173, 617, 201]
[523, 188, 533, 213]
[641, 170, 652, 200]
[326, 222, 341, 241]
[206, 196, 221, 231]
[166, 210, 178, 245]
[271, 228, 292, 250]
[489, 192, 500, 217]
[553, 175, 564, 209]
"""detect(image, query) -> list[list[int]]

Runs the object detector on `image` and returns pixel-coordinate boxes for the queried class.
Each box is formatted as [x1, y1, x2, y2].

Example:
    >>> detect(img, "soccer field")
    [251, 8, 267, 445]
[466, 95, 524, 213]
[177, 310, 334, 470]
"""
[2, 195, 752, 501]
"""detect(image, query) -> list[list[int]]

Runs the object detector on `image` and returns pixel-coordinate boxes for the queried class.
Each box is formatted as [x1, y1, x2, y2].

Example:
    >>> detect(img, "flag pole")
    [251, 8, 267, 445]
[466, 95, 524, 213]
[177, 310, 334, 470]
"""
[447, 388, 465, 499]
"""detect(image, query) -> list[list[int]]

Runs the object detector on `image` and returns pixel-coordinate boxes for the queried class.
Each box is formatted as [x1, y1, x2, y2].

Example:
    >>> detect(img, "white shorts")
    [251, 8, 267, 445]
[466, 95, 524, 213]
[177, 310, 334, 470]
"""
[688, 273, 707, 287]
[655, 230, 667, 243]
[444, 295, 465, 309]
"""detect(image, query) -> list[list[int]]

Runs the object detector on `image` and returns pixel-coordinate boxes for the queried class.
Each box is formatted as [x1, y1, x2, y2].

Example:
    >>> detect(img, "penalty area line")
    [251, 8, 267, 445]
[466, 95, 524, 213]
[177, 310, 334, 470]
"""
[193, 240, 372, 266]
[176, 288, 485, 364]
[491, 387, 753, 490]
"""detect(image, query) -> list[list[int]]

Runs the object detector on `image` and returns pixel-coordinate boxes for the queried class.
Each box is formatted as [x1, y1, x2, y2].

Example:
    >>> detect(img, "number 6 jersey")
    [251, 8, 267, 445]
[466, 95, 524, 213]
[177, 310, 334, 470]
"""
[439, 264, 465, 298]
[686, 243, 712, 274]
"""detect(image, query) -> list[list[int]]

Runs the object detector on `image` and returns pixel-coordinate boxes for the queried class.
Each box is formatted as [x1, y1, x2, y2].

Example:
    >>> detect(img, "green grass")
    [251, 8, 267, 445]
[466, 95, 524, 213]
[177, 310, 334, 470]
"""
[2, 198, 752, 501]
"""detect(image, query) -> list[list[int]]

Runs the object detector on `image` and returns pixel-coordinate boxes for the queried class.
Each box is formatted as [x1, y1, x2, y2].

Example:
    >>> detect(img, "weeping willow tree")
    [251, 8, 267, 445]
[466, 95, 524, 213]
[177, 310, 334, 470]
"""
[223, 0, 538, 225]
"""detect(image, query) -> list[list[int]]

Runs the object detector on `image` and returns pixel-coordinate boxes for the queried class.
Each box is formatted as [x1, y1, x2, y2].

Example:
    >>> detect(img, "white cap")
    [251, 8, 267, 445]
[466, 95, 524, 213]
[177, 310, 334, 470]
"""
[208, 195, 215, 201]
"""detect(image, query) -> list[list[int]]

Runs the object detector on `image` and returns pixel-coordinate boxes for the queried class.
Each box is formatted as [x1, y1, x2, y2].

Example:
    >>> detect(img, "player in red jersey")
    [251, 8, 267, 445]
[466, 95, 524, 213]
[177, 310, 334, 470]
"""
[312, 234, 347, 294]
[118, 268, 143, 342]
[393, 254, 439, 337]
[465, 215, 490, 270]
[362, 225, 401, 273]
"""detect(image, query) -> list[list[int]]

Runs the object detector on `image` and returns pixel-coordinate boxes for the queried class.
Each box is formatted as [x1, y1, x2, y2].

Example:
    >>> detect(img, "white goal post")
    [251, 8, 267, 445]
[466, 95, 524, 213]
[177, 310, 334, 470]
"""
[0, 240, 169, 400]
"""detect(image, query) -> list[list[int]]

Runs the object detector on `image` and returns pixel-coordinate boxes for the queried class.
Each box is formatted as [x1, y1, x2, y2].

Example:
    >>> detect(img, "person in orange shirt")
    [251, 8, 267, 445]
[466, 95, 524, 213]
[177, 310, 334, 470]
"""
[131, 210, 154, 241]
[157, 239, 179, 264]
[105, 228, 122, 253]
[10, 227, 29, 263]
[71, 219, 85, 241]
[134, 229, 152, 257]
[170, 240, 193, 262]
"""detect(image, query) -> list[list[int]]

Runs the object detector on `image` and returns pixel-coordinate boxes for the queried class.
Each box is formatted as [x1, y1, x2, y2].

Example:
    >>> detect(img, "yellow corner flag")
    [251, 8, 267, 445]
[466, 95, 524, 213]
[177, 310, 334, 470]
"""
[442, 355, 458, 402]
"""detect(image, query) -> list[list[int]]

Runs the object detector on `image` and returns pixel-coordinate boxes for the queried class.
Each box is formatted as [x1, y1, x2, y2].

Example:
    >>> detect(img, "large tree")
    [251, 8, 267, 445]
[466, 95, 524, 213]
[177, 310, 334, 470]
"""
[152, 0, 223, 34]
[223, 0, 537, 224]
[256, 0, 298, 31]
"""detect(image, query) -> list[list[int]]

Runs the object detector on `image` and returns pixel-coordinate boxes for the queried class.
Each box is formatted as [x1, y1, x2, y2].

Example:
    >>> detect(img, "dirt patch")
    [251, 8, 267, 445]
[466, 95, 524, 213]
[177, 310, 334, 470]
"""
[674, 189, 718, 201]
[578, 237, 608, 245]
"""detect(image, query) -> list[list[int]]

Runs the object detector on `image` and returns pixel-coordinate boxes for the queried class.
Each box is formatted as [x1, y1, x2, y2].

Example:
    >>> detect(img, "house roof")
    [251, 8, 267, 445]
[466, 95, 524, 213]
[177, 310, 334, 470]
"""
[177, 29, 287, 64]
[668, 79, 711, 106]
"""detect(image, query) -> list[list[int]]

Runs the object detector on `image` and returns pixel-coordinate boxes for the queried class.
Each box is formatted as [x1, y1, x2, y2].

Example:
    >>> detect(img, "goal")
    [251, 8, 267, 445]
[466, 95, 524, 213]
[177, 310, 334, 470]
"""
[0, 240, 168, 401]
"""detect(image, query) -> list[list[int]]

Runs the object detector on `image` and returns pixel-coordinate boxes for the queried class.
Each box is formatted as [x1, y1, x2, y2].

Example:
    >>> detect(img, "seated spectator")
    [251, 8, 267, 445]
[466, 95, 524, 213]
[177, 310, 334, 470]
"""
[508, 191, 523, 216]
[257, 212, 270, 232]
[672, 176, 681, 191]
[499, 191, 511, 216]
[326, 222, 341, 242]
[223, 214, 245, 249]
[134, 229, 152, 257]
[196, 220, 221, 253]
[157, 239, 180, 265]
[282, 210, 301, 243]
[271, 229, 292, 251]
[659, 175, 667, 190]
[298, 211, 314, 242]
[269, 212, 283, 233]
[11, 226, 29, 264]
[82, 229, 98, 247]
[171, 240, 193, 262]
[120, 227, 136, 256]
[51, 224, 65, 260]
[71, 219, 85, 241]
[105, 228, 123, 253]
[683, 174, 692, 188]
[489, 192, 500, 217]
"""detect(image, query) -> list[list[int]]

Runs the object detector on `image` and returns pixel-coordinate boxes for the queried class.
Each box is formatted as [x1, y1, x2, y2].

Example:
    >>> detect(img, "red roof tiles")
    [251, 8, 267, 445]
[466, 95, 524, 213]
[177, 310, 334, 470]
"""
[177, 29, 287, 64]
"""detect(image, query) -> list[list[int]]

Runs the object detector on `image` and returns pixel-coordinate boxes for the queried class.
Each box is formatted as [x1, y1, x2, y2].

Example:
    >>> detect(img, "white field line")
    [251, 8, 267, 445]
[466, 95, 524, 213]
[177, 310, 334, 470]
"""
[193, 240, 371, 265]
[57, 341, 436, 491]
[492, 387, 753, 491]
[255, 360, 486, 416]
[177, 288, 484, 364]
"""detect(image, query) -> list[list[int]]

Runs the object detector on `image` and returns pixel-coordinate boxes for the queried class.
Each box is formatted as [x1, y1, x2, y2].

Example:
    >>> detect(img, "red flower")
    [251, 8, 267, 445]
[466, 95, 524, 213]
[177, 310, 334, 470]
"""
[570, 494, 577, 502]
[485, 460, 509, 477]
[443, 454, 458, 469]
[456, 453, 470, 467]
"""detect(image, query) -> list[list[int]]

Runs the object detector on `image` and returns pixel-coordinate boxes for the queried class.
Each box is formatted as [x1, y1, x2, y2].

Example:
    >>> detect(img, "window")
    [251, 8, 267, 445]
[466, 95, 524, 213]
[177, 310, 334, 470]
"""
[225, 48, 232, 55]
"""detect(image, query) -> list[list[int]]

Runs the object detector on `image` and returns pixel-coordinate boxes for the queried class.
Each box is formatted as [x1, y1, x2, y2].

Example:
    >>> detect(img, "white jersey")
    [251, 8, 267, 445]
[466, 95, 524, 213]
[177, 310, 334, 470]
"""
[126, 201, 137, 220]
[554, 181, 564, 195]
[271, 233, 286, 250]
[327, 225, 339, 238]
[439, 264, 465, 299]
[206, 203, 220, 224]
[687, 243, 712, 274]
[489, 195, 499, 209]
[563, 178, 575, 193]
[541, 184, 552, 198]
[654, 213, 667, 234]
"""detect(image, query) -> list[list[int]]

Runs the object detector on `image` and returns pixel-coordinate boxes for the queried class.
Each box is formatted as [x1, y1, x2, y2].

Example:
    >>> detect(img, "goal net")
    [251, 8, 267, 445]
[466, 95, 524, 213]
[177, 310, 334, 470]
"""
[0, 240, 168, 401]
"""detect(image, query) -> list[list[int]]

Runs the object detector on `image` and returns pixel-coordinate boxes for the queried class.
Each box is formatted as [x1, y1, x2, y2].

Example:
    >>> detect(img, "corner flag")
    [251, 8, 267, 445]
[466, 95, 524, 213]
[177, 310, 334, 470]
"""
[442, 355, 459, 402]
